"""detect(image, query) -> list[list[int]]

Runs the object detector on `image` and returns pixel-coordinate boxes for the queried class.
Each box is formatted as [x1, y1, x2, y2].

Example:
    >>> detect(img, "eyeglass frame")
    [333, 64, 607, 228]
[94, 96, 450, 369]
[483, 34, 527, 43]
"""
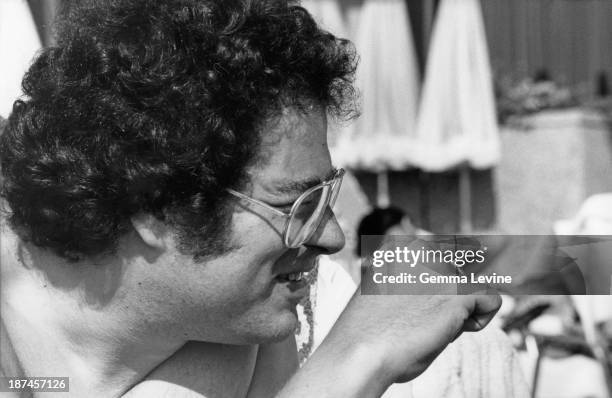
[226, 168, 345, 248]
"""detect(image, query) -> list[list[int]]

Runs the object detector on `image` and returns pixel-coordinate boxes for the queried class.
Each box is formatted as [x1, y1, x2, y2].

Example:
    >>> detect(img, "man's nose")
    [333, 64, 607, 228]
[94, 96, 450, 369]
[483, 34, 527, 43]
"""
[305, 208, 345, 254]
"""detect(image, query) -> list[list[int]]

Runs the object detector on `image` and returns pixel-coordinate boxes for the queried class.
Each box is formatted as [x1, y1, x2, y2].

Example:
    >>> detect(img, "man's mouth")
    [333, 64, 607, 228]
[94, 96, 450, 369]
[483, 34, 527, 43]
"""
[276, 271, 309, 282]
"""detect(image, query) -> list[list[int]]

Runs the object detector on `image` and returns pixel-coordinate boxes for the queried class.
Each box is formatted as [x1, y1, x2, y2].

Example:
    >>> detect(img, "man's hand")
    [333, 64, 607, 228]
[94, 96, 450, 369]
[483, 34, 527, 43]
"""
[278, 292, 501, 397]
[336, 293, 502, 382]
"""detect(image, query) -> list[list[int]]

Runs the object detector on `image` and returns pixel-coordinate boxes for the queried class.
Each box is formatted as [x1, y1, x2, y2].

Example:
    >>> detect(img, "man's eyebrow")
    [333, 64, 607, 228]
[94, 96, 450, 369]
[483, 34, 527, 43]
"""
[273, 168, 338, 196]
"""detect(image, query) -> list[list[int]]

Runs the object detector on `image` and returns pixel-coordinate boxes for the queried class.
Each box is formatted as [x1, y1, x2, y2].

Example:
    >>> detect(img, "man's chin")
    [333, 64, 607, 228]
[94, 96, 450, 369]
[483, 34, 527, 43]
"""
[189, 304, 301, 345]
[241, 310, 299, 345]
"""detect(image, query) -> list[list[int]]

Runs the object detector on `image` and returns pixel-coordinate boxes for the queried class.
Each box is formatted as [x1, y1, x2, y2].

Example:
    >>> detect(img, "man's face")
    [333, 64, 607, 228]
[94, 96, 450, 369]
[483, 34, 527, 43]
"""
[138, 106, 345, 345]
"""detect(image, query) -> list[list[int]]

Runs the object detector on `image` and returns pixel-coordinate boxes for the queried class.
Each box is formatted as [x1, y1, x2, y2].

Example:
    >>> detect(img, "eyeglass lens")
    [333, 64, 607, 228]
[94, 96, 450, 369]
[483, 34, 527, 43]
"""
[286, 180, 342, 247]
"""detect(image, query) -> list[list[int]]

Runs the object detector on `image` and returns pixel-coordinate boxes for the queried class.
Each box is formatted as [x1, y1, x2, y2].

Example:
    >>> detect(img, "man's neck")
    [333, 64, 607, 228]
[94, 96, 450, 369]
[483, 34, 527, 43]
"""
[0, 228, 184, 397]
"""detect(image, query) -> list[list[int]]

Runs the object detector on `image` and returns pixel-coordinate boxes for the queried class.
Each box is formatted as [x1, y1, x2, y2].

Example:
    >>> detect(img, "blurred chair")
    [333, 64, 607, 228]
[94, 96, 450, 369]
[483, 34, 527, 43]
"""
[553, 193, 612, 398]
[555, 194, 612, 348]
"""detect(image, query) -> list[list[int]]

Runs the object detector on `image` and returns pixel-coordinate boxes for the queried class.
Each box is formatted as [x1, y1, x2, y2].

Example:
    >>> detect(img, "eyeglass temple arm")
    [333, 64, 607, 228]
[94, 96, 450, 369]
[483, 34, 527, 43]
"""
[226, 189, 288, 217]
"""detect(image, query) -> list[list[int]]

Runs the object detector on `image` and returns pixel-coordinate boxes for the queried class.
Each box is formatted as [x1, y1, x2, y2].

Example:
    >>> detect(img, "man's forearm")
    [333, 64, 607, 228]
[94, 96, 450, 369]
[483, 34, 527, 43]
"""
[277, 289, 501, 397]
[276, 339, 390, 398]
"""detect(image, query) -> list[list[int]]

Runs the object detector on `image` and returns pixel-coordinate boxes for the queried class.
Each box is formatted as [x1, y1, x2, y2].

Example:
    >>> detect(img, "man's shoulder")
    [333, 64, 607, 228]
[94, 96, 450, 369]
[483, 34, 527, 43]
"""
[1, 216, 21, 268]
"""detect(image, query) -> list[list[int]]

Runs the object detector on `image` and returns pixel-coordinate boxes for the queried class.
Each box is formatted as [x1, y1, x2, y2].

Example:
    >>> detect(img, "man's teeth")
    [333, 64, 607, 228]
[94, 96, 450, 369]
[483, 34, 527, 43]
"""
[278, 271, 312, 282]
[286, 272, 305, 281]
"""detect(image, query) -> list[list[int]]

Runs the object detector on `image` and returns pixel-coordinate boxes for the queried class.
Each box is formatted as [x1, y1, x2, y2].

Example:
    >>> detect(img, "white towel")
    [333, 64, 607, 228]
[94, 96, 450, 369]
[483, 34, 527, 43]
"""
[406, 327, 530, 398]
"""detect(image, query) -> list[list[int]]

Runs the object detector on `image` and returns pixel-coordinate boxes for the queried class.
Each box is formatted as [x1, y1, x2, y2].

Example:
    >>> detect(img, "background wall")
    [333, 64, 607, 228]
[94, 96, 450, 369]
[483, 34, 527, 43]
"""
[481, 0, 612, 90]
[27, 0, 612, 91]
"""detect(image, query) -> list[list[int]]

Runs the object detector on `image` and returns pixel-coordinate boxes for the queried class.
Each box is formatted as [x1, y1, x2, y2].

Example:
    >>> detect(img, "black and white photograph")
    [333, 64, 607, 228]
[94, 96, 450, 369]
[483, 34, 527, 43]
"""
[1, 0, 612, 397]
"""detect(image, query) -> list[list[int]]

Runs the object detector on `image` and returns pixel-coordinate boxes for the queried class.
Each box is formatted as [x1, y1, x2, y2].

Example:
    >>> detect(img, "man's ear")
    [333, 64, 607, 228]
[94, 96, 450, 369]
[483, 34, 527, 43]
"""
[130, 213, 169, 251]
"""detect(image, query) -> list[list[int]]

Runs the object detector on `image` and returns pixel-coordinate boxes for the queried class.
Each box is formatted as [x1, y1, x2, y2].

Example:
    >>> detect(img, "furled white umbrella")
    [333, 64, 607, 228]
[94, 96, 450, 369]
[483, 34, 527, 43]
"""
[300, 0, 347, 40]
[300, 0, 350, 157]
[0, 0, 42, 119]
[413, 0, 500, 231]
[330, 0, 420, 205]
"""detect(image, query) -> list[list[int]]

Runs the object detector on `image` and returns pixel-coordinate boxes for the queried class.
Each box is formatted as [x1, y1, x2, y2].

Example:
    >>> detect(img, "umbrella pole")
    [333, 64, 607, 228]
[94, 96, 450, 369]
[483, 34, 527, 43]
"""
[418, 170, 431, 231]
[376, 171, 390, 208]
[458, 165, 473, 233]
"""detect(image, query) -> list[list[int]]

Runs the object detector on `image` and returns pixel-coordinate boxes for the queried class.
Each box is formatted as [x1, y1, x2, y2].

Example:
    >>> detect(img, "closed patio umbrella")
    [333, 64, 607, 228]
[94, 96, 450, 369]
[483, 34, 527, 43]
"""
[300, 0, 347, 40]
[332, 0, 420, 172]
[413, 0, 500, 231]
[330, 0, 420, 206]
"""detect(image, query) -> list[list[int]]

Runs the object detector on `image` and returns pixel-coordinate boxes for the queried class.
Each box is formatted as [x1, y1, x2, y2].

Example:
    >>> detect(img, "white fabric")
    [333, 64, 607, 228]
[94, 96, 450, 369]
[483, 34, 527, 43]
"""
[412, 0, 500, 171]
[409, 327, 529, 398]
[519, 355, 609, 398]
[554, 194, 612, 237]
[0, 0, 41, 118]
[311, 256, 357, 349]
[330, 0, 420, 171]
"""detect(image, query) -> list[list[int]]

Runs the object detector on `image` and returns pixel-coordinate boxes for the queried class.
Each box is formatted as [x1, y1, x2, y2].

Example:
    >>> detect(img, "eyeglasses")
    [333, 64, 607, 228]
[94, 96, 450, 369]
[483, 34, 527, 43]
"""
[227, 168, 345, 248]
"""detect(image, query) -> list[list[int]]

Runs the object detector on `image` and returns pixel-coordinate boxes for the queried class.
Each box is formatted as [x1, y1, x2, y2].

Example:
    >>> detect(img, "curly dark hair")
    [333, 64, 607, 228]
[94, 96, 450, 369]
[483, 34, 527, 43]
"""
[0, 0, 357, 261]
